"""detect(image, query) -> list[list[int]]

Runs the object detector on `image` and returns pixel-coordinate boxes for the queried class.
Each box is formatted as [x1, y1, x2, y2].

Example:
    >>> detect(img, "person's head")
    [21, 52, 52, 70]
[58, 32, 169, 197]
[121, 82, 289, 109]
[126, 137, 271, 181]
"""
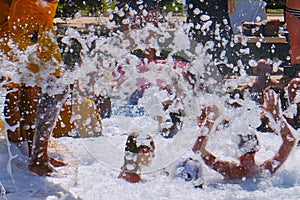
[122, 132, 155, 173]
[145, 48, 157, 61]
[253, 59, 272, 77]
[238, 133, 260, 156]
[176, 157, 203, 188]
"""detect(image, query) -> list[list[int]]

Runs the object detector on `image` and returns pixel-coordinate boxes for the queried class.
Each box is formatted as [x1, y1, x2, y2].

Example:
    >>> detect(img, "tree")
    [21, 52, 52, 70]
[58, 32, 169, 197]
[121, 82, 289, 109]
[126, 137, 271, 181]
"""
[57, 0, 84, 18]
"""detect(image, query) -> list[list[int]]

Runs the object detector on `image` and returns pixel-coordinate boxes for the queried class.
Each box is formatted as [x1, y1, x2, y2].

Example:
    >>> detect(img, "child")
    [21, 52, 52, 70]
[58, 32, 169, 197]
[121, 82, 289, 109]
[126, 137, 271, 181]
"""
[119, 132, 155, 183]
[193, 88, 296, 180]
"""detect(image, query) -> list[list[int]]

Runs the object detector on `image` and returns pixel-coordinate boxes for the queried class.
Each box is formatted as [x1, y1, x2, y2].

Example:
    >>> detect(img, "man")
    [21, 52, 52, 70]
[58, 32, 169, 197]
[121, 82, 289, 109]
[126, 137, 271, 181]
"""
[241, 59, 277, 104]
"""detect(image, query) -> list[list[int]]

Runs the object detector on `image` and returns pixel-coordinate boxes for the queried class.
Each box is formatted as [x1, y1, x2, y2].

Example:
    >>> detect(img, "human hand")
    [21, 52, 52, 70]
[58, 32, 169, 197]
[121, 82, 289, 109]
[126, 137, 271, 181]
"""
[261, 87, 282, 122]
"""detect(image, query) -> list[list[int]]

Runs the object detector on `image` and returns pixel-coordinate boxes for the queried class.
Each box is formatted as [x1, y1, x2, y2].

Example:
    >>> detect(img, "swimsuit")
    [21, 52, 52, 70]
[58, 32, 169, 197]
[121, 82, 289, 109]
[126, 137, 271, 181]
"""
[286, 7, 300, 19]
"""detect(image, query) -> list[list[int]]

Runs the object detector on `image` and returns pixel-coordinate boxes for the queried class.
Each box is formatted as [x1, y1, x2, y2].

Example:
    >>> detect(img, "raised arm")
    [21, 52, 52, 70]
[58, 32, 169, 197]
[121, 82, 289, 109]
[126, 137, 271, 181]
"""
[194, 106, 220, 166]
[260, 88, 296, 174]
[192, 135, 240, 179]
[195, 102, 265, 180]
[195, 105, 236, 170]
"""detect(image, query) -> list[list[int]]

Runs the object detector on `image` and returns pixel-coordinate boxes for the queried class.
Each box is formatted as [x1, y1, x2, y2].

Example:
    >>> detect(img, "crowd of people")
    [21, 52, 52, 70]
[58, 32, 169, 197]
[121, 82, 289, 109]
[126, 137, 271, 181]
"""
[0, 0, 299, 191]
[114, 0, 300, 185]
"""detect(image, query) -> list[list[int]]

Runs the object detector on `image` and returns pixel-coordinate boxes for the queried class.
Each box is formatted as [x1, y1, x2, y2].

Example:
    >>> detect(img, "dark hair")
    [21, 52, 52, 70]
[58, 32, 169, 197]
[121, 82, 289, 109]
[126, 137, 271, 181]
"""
[125, 132, 155, 154]
[238, 134, 259, 155]
[228, 89, 244, 100]
[121, 132, 155, 173]
[184, 71, 197, 88]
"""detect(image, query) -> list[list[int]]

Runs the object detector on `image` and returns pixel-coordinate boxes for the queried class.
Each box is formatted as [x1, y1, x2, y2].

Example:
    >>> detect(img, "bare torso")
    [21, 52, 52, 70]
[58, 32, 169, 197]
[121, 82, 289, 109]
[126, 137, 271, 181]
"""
[286, 0, 300, 9]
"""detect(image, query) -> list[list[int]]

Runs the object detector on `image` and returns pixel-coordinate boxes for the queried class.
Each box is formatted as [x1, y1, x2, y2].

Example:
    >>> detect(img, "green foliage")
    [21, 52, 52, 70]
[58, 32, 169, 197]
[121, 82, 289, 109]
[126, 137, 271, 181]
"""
[161, 1, 185, 13]
[266, 9, 284, 14]
[265, 0, 286, 4]
[57, 0, 116, 17]
[101, 0, 116, 13]
[57, 0, 83, 18]
[57, 0, 185, 18]
[265, 0, 286, 8]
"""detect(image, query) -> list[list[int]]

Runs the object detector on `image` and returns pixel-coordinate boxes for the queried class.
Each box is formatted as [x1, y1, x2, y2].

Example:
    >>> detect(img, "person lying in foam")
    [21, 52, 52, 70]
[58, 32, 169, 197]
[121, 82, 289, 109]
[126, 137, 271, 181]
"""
[193, 87, 296, 180]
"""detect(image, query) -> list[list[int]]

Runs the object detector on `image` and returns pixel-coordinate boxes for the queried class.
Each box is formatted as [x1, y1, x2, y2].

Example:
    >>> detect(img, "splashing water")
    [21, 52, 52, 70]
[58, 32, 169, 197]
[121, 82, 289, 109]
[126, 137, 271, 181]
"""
[49, 9, 261, 174]
[1, 4, 297, 195]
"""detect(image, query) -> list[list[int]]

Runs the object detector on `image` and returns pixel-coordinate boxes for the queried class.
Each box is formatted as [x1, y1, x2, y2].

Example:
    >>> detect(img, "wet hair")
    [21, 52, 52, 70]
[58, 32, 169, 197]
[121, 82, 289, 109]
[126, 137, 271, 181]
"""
[176, 158, 202, 182]
[225, 89, 244, 108]
[228, 89, 244, 100]
[125, 132, 155, 154]
[183, 70, 197, 88]
[238, 133, 259, 155]
[121, 132, 155, 173]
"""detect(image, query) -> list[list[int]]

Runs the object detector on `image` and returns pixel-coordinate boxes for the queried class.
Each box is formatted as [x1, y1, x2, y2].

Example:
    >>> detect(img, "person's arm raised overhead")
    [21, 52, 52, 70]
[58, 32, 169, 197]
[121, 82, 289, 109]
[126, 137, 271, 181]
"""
[260, 88, 296, 174]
